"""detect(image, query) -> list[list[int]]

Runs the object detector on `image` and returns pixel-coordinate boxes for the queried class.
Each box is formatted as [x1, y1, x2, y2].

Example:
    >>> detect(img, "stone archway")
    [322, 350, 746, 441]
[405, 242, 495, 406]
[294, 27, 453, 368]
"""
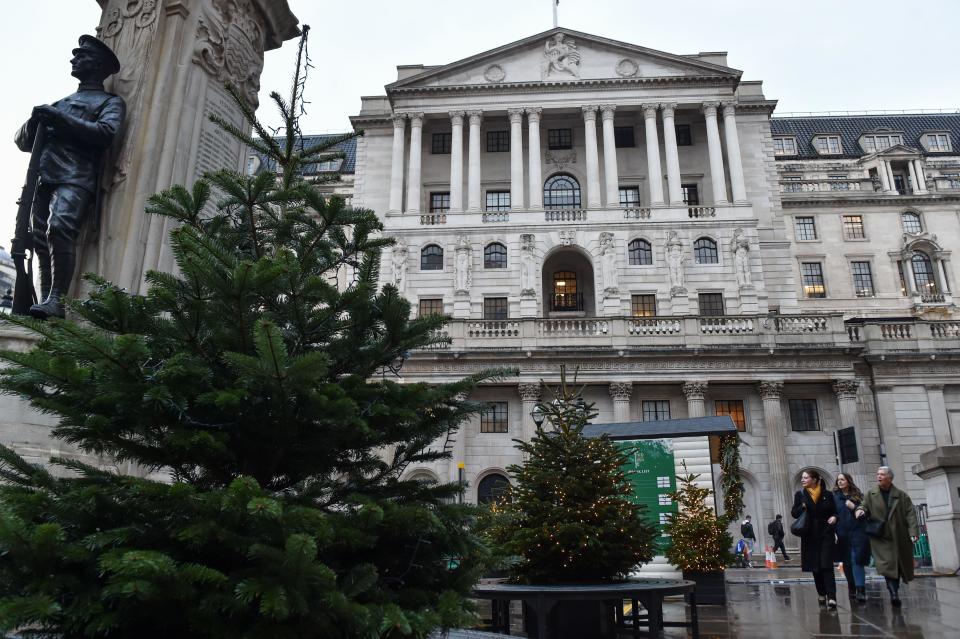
[541, 248, 596, 317]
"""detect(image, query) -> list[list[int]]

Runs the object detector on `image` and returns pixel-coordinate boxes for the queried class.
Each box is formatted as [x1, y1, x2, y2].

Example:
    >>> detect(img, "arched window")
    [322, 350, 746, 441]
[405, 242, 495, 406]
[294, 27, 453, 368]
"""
[628, 239, 653, 265]
[911, 253, 938, 293]
[484, 242, 507, 269]
[420, 245, 444, 270]
[901, 211, 923, 234]
[477, 473, 510, 504]
[544, 174, 582, 210]
[694, 238, 719, 264]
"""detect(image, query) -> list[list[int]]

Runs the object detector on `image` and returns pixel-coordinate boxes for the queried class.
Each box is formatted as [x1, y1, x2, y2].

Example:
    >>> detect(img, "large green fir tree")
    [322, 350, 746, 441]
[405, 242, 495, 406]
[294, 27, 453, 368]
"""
[0, 31, 498, 639]
[482, 371, 656, 584]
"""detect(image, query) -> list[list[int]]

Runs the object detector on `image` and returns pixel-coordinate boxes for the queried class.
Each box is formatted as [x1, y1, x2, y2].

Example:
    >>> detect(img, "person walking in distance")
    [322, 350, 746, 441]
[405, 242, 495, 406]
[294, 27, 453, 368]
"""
[792, 469, 839, 609]
[858, 467, 919, 607]
[832, 473, 870, 603]
[740, 515, 757, 567]
[768, 515, 790, 561]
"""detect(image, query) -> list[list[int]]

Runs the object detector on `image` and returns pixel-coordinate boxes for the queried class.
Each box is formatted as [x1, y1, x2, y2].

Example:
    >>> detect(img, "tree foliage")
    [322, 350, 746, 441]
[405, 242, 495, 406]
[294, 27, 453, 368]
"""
[663, 464, 734, 573]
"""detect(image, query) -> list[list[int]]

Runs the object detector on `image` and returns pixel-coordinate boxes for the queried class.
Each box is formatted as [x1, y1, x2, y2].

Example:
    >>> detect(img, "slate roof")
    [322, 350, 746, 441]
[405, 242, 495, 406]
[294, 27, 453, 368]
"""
[770, 113, 960, 160]
[254, 133, 357, 175]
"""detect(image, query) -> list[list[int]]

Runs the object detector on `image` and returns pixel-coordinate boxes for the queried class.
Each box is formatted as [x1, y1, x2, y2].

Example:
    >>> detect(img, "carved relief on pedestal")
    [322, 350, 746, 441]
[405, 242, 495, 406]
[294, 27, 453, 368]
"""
[194, 0, 267, 107]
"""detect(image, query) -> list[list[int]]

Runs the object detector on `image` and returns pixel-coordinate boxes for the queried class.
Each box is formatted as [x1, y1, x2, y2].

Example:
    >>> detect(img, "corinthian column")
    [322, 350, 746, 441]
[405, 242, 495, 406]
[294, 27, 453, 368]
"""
[759, 381, 792, 516]
[683, 381, 708, 417]
[660, 103, 683, 205]
[509, 108, 525, 210]
[466, 110, 483, 212]
[702, 102, 729, 205]
[527, 108, 543, 210]
[388, 113, 407, 213]
[609, 382, 633, 422]
[582, 105, 602, 209]
[518, 382, 542, 444]
[721, 103, 747, 203]
[600, 104, 620, 208]
[642, 104, 664, 205]
[405, 112, 424, 214]
[833, 378, 865, 483]
[449, 110, 465, 212]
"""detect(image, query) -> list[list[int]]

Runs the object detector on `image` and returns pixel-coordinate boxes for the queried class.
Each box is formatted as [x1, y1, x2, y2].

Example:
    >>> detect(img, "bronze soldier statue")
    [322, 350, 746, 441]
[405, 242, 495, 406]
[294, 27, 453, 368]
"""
[13, 35, 125, 319]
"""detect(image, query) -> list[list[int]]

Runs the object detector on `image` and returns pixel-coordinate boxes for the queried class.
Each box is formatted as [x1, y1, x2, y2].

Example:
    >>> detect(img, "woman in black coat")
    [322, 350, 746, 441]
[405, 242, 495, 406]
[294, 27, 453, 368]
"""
[791, 469, 839, 608]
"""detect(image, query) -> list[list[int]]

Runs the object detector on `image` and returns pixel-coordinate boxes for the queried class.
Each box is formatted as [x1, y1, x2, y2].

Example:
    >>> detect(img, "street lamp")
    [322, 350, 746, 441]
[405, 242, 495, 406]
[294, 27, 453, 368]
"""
[530, 404, 545, 427]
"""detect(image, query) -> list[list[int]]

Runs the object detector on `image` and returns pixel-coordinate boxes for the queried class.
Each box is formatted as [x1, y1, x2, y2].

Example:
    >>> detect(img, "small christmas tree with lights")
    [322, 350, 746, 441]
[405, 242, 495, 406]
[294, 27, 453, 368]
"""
[663, 464, 734, 573]
[482, 367, 656, 584]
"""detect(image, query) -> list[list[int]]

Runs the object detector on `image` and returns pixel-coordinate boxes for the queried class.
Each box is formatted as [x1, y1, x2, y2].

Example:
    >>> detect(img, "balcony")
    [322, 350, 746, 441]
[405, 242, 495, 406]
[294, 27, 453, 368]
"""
[847, 319, 960, 353]
[549, 292, 584, 313]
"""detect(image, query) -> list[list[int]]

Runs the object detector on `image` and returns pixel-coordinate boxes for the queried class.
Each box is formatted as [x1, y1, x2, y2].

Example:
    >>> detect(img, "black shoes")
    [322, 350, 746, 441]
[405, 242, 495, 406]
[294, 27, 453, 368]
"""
[856, 587, 867, 603]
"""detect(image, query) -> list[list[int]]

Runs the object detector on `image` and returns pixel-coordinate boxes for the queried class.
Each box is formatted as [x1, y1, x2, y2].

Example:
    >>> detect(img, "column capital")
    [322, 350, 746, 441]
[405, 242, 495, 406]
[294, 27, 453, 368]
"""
[407, 112, 424, 127]
[641, 103, 659, 119]
[449, 110, 465, 124]
[526, 106, 543, 121]
[466, 110, 483, 125]
[659, 102, 677, 117]
[701, 101, 720, 116]
[682, 381, 708, 401]
[581, 104, 599, 120]
[926, 383, 946, 392]
[391, 113, 407, 128]
[609, 382, 633, 401]
[832, 378, 860, 400]
[600, 104, 617, 121]
[518, 382, 541, 402]
[721, 101, 738, 116]
[758, 380, 784, 400]
[508, 108, 525, 124]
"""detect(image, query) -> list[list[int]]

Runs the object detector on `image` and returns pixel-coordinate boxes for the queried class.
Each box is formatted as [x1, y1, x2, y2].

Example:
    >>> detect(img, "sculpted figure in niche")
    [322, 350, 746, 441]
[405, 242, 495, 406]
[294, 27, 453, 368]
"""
[731, 228, 752, 287]
[13, 35, 125, 319]
[454, 235, 472, 293]
[520, 234, 537, 296]
[391, 239, 408, 294]
[599, 232, 619, 297]
[541, 34, 581, 80]
[666, 231, 686, 294]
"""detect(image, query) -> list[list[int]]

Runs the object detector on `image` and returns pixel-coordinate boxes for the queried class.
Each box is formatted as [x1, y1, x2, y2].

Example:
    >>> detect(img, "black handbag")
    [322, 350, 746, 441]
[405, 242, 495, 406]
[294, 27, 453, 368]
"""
[865, 509, 890, 537]
[790, 510, 810, 537]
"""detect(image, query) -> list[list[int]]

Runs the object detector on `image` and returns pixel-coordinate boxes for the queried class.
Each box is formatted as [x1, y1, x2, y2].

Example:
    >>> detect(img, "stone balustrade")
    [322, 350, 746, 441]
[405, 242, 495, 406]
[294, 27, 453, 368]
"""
[847, 319, 960, 352]
[779, 178, 874, 194]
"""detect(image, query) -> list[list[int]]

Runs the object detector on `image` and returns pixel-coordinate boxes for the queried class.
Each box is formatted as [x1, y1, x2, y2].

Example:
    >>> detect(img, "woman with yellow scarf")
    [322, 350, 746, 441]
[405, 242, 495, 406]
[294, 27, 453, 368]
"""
[791, 469, 839, 608]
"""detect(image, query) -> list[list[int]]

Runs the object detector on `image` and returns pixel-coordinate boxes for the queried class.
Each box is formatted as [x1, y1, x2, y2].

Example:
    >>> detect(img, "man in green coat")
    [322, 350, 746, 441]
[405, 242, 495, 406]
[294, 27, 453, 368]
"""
[857, 466, 919, 607]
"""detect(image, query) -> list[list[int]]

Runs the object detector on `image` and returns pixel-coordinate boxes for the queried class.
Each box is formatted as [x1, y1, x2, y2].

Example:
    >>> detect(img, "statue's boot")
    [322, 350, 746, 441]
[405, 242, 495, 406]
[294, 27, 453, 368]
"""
[37, 259, 51, 303]
[29, 238, 73, 320]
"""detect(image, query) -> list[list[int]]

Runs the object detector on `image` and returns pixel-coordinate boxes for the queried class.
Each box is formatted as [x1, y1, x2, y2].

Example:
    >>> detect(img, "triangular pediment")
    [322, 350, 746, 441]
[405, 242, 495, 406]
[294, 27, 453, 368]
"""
[388, 27, 741, 91]
[861, 144, 922, 161]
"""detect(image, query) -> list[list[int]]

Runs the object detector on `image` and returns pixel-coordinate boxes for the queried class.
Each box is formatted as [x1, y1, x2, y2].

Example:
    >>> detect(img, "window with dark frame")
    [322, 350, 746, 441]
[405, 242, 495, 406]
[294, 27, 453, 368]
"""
[694, 238, 719, 264]
[544, 174, 581, 209]
[480, 401, 509, 433]
[619, 186, 641, 208]
[789, 399, 820, 432]
[418, 298, 443, 317]
[486, 130, 510, 152]
[477, 473, 509, 503]
[614, 126, 635, 147]
[842, 215, 865, 239]
[485, 191, 511, 211]
[698, 293, 725, 316]
[484, 243, 507, 269]
[795, 216, 817, 241]
[715, 399, 746, 432]
[642, 400, 671, 421]
[548, 128, 573, 150]
[851, 261, 875, 297]
[681, 183, 699, 205]
[429, 192, 450, 213]
[431, 132, 451, 154]
[901, 211, 922, 234]
[800, 262, 826, 298]
[912, 253, 938, 294]
[483, 297, 508, 320]
[675, 124, 692, 146]
[628, 238, 653, 265]
[420, 245, 444, 270]
[631, 294, 657, 317]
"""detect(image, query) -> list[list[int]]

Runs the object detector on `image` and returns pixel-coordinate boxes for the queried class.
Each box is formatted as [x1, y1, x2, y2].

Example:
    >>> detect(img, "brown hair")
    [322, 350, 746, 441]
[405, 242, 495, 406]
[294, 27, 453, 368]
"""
[834, 472, 863, 500]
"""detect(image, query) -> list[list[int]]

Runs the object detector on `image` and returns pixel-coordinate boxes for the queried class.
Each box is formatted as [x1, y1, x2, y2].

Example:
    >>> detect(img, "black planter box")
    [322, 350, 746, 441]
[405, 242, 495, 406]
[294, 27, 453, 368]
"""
[523, 599, 612, 639]
[682, 569, 726, 605]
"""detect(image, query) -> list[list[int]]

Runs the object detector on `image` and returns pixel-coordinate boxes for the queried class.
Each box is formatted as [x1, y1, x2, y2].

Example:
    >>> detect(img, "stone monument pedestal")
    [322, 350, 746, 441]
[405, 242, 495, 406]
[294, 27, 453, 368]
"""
[915, 445, 960, 573]
[670, 290, 690, 315]
[453, 293, 471, 319]
[520, 295, 538, 318]
[738, 285, 758, 314]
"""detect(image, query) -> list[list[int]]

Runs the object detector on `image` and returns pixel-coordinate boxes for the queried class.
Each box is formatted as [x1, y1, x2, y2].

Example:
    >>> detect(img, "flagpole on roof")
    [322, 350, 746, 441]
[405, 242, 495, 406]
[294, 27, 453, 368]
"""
[553, 0, 558, 28]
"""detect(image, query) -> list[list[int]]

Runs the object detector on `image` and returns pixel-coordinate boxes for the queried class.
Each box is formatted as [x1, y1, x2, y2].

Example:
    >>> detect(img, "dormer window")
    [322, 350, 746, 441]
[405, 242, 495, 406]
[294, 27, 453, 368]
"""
[316, 158, 343, 172]
[814, 135, 842, 155]
[860, 133, 903, 153]
[924, 132, 952, 152]
[773, 136, 797, 156]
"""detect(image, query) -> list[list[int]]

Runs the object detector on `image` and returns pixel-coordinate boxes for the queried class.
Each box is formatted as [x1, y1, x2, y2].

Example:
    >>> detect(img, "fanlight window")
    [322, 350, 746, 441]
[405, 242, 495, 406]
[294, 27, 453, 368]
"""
[544, 174, 582, 210]
[628, 239, 653, 265]
[694, 238, 719, 264]
[420, 245, 444, 270]
[477, 473, 510, 504]
[484, 242, 507, 269]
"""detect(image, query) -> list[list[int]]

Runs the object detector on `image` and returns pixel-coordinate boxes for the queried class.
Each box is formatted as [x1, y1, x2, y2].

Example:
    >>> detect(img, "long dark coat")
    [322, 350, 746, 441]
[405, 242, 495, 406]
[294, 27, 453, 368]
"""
[831, 489, 870, 566]
[791, 487, 837, 572]
[861, 484, 919, 582]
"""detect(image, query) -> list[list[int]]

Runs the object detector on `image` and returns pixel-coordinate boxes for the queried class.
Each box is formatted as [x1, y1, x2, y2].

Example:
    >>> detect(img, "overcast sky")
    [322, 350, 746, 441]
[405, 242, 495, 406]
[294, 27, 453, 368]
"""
[2, 0, 959, 248]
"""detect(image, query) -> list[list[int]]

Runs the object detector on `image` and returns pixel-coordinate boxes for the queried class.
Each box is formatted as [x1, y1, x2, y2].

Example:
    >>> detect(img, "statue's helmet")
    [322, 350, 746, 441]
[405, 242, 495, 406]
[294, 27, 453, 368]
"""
[73, 35, 121, 76]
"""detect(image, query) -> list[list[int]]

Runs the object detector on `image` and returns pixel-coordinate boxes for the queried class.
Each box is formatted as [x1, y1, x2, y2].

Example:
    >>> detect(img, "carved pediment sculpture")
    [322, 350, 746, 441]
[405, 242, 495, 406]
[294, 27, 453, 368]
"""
[541, 33, 581, 80]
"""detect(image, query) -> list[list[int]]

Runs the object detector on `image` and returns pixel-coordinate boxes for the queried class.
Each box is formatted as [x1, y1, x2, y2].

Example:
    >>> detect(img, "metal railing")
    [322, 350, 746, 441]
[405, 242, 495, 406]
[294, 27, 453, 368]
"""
[550, 292, 584, 312]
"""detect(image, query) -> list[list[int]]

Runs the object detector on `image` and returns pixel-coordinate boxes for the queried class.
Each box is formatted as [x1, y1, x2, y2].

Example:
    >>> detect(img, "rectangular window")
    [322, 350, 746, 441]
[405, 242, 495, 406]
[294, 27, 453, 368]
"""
[773, 137, 797, 155]
[789, 399, 820, 432]
[418, 298, 443, 317]
[681, 183, 699, 206]
[315, 159, 343, 172]
[483, 297, 508, 320]
[795, 216, 817, 241]
[851, 261, 875, 298]
[801, 262, 826, 298]
[842, 215, 865, 239]
[715, 399, 746, 432]
[614, 126, 635, 148]
[548, 128, 572, 150]
[828, 174, 851, 191]
[431, 132, 451, 154]
[814, 135, 841, 154]
[698, 293, 725, 316]
[631, 294, 657, 317]
[486, 130, 510, 152]
[926, 133, 952, 152]
[485, 191, 511, 211]
[642, 400, 671, 421]
[429, 192, 450, 213]
[480, 401, 509, 433]
[619, 186, 641, 207]
[675, 124, 692, 146]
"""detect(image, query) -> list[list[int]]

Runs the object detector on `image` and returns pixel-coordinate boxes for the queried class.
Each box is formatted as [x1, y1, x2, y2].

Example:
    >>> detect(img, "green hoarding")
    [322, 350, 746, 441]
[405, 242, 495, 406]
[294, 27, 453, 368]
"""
[614, 439, 677, 553]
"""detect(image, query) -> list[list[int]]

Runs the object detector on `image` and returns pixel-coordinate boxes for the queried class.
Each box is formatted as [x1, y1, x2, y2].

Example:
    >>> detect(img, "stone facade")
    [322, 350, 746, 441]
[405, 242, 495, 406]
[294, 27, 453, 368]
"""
[346, 27, 960, 551]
